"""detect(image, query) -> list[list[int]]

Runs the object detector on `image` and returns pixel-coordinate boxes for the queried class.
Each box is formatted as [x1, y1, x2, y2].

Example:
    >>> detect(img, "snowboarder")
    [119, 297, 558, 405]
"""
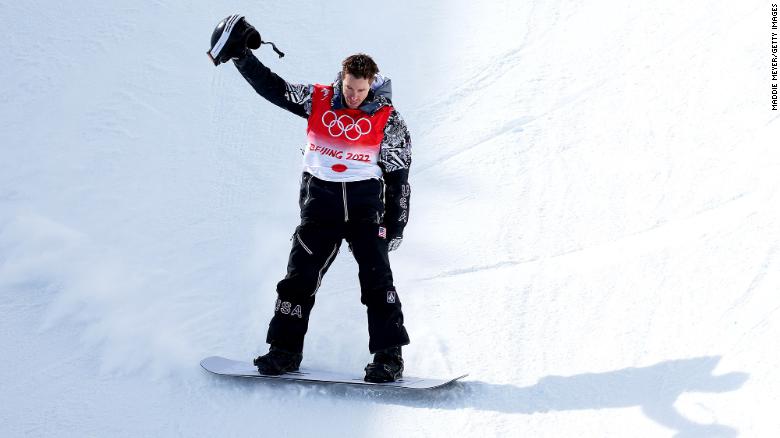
[208, 15, 411, 383]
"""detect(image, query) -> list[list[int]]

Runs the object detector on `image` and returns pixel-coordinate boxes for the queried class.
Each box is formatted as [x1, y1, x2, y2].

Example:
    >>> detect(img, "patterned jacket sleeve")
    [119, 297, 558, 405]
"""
[233, 52, 313, 119]
[379, 109, 412, 240]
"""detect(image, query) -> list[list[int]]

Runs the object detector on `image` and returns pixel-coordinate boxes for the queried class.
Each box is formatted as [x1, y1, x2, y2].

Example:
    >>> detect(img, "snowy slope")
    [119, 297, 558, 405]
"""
[1, 0, 777, 437]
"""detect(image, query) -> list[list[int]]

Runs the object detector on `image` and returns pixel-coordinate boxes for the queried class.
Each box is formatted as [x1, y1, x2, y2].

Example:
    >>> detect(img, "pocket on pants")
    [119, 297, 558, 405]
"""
[295, 231, 314, 255]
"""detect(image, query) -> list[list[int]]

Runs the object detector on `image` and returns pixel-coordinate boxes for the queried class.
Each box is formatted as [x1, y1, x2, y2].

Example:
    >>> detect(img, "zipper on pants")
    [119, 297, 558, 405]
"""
[312, 243, 339, 296]
[295, 233, 313, 255]
[342, 182, 349, 222]
[304, 175, 312, 205]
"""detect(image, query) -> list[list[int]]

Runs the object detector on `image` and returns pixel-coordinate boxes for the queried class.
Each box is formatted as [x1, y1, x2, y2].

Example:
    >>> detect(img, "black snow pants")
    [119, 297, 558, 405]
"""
[266, 172, 410, 354]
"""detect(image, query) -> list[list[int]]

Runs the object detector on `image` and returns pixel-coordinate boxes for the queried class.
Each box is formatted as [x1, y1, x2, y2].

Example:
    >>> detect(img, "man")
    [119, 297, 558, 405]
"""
[208, 15, 411, 383]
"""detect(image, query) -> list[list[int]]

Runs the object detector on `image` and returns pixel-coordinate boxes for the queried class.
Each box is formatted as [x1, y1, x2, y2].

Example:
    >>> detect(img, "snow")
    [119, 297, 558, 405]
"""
[1, 0, 777, 436]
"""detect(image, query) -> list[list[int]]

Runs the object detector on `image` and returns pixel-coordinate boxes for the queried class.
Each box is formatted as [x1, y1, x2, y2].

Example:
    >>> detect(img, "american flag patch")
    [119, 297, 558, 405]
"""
[378, 226, 387, 239]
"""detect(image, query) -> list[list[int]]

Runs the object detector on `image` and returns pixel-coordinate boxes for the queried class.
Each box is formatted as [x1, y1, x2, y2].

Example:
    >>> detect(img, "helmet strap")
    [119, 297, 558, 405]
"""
[261, 40, 285, 58]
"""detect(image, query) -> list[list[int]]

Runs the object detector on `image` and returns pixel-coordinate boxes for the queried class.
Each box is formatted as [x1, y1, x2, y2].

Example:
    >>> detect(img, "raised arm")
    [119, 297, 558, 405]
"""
[233, 52, 313, 119]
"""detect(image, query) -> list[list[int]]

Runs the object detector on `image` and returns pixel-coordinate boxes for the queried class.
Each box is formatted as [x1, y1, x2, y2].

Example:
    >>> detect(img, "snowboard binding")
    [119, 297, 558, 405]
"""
[364, 346, 404, 383]
[253, 346, 303, 375]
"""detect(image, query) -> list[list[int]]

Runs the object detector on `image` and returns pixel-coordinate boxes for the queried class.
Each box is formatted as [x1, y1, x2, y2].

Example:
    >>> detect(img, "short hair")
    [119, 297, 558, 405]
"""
[341, 53, 379, 83]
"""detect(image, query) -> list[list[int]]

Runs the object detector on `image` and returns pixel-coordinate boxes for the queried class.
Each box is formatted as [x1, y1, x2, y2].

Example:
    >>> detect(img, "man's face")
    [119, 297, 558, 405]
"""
[342, 73, 372, 109]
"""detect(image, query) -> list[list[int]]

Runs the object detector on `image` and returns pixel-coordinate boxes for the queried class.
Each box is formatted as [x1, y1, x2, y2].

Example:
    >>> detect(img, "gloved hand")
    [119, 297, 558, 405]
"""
[388, 236, 403, 252]
[207, 14, 261, 66]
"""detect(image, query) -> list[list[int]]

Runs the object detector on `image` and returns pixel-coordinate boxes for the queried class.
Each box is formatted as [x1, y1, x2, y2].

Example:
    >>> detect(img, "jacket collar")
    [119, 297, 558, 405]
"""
[331, 72, 393, 115]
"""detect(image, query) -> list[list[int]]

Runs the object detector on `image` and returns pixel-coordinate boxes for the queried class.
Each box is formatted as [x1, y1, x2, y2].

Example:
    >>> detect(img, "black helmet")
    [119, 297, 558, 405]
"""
[207, 14, 260, 66]
[207, 14, 283, 66]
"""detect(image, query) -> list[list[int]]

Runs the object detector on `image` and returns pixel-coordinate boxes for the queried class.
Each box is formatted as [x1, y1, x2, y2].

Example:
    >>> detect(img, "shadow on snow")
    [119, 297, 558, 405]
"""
[241, 355, 747, 438]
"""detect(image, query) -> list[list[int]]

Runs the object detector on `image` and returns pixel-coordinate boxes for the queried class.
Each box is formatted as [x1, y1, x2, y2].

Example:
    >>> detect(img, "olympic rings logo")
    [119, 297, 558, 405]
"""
[321, 110, 372, 141]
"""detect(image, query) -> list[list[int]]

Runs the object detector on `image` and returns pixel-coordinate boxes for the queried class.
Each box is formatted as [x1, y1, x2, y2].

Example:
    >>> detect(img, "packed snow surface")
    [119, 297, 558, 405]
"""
[1, 1, 777, 436]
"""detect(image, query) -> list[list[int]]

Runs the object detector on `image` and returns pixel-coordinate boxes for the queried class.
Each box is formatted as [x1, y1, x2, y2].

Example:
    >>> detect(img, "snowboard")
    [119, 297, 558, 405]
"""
[200, 356, 467, 390]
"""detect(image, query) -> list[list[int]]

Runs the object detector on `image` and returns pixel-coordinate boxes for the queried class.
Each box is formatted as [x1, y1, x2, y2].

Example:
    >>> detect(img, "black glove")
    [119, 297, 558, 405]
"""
[207, 15, 261, 66]
[387, 236, 403, 251]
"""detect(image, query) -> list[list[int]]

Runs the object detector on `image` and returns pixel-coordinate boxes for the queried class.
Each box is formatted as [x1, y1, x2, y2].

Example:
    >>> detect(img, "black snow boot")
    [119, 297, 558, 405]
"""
[364, 346, 404, 383]
[253, 346, 303, 375]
